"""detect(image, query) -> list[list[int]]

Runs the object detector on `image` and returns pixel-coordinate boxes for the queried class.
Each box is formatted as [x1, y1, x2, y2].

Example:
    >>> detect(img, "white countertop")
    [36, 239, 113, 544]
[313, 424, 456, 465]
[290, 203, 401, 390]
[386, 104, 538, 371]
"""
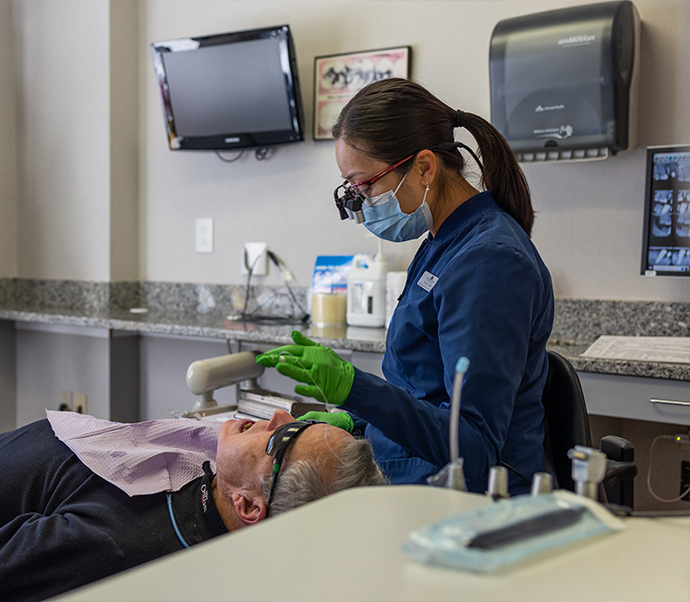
[55, 485, 690, 602]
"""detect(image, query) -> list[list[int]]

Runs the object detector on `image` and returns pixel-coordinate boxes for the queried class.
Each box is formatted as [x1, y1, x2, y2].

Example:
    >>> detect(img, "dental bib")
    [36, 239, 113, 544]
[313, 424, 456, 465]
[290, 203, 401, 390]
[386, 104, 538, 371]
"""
[47, 410, 222, 497]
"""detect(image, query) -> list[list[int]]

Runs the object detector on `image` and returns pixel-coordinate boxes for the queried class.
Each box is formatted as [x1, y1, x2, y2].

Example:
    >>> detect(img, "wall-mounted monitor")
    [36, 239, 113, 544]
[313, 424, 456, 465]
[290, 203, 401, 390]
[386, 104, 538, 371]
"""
[150, 25, 304, 151]
[641, 145, 690, 277]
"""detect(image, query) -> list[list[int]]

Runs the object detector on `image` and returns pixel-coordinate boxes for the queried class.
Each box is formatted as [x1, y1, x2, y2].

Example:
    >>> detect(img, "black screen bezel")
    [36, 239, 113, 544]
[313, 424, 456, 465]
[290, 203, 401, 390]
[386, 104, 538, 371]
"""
[150, 25, 305, 151]
[640, 144, 690, 277]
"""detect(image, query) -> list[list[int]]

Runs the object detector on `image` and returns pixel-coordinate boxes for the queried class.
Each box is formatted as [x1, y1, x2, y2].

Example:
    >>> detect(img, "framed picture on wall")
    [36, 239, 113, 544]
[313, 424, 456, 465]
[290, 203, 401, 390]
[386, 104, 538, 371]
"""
[313, 46, 411, 141]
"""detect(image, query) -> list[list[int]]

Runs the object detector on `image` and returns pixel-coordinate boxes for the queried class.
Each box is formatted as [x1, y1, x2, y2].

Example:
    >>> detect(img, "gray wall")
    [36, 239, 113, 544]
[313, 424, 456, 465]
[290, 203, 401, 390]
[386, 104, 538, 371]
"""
[0, 0, 687, 301]
[138, 0, 690, 301]
[12, 0, 111, 281]
[13, 324, 139, 427]
[1, 0, 139, 282]
[15, 325, 111, 425]
[0, 321, 17, 432]
[0, 2, 17, 278]
[110, 0, 141, 281]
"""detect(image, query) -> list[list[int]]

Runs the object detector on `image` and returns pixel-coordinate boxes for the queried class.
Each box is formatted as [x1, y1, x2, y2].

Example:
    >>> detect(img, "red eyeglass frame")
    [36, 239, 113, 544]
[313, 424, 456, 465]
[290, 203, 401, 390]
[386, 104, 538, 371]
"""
[342, 153, 416, 196]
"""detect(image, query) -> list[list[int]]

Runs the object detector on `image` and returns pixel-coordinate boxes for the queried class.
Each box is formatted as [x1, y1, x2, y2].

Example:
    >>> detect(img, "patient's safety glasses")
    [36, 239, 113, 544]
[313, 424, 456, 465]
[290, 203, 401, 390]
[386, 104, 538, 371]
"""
[333, 154, 415, 223]
[265, 420, 323, 514]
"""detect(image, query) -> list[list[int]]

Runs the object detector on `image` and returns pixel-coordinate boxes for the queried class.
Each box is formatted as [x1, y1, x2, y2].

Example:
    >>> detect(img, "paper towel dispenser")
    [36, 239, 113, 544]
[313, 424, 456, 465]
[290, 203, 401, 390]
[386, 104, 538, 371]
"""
[490, 1, 640, 163]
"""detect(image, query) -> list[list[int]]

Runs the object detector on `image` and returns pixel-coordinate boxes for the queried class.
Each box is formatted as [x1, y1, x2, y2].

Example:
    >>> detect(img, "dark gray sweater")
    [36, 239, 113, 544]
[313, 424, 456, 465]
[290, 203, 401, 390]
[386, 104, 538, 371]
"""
[0, 419, 228, 601]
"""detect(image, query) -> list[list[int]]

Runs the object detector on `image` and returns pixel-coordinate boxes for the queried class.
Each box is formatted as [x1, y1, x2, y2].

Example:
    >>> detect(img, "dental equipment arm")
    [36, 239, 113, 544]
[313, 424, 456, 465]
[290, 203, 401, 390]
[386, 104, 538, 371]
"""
[427, 357, 470, 491]
[186, 351, 264, 410]
[449, 357, 469, 463]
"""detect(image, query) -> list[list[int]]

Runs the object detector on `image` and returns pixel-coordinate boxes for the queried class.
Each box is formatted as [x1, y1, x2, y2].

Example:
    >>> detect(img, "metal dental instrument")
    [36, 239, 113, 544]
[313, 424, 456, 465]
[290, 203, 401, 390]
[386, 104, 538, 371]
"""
[568, 445, 607, 500]
[530, 472, 554, 495]
[487, 466, 510, 500]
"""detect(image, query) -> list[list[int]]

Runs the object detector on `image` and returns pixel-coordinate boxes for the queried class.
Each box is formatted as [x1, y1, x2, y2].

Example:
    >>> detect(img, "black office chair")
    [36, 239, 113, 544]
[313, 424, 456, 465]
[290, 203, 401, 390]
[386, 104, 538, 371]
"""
[541, 350, 638, 508]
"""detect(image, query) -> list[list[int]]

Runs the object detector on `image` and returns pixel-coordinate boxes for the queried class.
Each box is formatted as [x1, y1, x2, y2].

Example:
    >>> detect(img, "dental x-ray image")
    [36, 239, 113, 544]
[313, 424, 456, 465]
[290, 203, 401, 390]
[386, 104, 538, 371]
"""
[672, 248, 689, 266]
[676, 191, 689, 237]
[652, 191, 673, 237]
[642, 146, 690, 276]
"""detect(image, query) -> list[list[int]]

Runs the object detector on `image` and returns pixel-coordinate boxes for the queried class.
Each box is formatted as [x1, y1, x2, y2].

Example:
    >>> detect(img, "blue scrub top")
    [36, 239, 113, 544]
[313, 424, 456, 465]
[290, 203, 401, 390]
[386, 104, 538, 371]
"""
[343, 192, 554, 495]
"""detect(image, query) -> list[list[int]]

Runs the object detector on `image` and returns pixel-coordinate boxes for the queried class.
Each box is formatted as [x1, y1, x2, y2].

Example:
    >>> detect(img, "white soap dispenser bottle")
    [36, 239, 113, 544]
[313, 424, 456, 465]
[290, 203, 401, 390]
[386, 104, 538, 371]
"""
[346, 239, 388, 327]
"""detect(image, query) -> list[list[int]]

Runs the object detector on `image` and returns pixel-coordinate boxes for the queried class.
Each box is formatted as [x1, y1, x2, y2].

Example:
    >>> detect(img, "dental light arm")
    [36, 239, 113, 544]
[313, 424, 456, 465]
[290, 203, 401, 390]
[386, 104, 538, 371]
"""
[186, 351, 264, 410]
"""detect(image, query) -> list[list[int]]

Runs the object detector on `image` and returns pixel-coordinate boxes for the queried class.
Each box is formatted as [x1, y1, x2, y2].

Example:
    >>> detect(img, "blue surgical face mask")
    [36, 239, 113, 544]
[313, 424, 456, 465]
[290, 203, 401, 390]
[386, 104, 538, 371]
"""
[361, 173, 434, 242]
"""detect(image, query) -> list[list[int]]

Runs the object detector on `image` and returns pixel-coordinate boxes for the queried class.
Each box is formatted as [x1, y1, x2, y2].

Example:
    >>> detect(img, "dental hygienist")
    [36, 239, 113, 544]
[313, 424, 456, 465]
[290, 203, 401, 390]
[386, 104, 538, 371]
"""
[257, 78, 554, 495]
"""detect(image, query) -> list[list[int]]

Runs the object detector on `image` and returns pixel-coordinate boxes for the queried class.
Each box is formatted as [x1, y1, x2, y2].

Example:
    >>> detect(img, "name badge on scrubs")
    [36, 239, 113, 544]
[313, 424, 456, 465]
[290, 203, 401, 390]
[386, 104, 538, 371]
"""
[417, 271, 439, 292]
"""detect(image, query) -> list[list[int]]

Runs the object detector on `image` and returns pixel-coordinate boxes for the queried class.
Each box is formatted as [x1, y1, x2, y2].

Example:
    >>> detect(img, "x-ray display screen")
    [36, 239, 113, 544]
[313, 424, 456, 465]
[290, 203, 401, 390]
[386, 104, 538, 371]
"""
[641, 146, 690, 276]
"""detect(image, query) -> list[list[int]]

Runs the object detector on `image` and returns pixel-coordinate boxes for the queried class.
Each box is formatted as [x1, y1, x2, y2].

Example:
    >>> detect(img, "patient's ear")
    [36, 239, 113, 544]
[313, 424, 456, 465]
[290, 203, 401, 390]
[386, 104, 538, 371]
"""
[231, 491, 267, 525]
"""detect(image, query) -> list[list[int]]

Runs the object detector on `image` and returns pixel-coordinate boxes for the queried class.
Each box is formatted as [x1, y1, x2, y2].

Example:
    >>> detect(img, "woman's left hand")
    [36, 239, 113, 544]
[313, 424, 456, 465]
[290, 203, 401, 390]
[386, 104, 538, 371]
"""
[296, 411, 354, 433]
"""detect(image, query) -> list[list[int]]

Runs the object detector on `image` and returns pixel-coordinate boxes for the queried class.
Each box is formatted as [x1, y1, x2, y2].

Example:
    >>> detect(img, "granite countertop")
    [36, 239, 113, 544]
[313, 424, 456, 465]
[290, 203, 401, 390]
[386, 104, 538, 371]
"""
[545, 341, 690, 381]
[0, 304, 386, 351]
[1, 301, 688, 381]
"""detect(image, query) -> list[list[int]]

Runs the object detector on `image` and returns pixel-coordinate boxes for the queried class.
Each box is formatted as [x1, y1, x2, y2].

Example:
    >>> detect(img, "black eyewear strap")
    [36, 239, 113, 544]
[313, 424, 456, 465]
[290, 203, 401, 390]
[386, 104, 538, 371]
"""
[265, 420, 324, 515]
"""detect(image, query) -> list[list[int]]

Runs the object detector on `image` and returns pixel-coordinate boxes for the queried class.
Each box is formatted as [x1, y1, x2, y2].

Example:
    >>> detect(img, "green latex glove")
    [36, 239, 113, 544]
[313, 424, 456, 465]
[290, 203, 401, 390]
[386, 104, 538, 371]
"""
[255, 330, 355, 405]
[297, 411, 354, 433]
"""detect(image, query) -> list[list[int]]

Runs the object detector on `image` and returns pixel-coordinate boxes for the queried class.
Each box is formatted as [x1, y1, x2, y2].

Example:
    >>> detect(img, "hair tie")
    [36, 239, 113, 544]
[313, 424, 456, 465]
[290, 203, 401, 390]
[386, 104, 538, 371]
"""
[455, 109, 466, 129]
[435, 141, 484, 176]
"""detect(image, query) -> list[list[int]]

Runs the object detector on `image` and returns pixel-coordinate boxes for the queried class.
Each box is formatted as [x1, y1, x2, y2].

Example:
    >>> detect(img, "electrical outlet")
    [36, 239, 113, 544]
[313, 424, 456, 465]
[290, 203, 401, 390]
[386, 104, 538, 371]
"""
[74, 392, 88, 415]
[681, 461, 690, 502]
[241, 242, 268, 275]
[59, 390, 73, 411]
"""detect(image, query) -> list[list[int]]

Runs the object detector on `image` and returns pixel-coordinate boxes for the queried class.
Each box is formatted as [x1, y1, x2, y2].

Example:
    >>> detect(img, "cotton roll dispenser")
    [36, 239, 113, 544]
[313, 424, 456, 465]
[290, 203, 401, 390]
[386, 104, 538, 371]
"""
[490, 1, 640, 163]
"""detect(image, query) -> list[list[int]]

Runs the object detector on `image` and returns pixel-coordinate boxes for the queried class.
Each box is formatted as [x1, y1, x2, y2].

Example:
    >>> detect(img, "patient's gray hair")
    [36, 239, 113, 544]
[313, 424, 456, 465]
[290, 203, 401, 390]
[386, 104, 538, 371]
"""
[261, 436, 388, 517]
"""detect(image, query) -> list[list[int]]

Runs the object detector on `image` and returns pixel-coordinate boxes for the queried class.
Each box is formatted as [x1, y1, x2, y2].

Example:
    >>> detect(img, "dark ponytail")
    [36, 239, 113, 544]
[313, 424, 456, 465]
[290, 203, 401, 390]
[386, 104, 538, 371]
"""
[460, 113, 534, 236]
[332, 78, 534, 236]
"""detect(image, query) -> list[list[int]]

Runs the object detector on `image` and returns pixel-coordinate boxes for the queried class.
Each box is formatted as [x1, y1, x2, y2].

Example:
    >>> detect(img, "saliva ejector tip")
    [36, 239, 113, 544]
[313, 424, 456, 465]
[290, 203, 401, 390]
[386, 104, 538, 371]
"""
[455, 356, 470, 374]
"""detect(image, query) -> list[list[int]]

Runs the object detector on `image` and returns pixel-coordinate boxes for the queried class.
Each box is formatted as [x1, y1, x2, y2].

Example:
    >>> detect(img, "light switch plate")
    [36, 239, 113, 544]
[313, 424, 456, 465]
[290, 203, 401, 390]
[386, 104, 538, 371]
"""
[196, 218, 214, 253]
